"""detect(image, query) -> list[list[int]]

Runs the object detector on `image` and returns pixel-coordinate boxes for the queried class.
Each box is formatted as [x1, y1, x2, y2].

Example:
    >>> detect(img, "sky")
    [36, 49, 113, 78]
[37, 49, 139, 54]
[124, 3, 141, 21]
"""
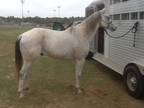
[0, 0, 97, 18]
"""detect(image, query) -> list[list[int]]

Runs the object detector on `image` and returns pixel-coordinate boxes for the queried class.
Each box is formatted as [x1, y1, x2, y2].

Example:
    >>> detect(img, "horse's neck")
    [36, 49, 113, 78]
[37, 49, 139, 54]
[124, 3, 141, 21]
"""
[79, 13, 100, 39]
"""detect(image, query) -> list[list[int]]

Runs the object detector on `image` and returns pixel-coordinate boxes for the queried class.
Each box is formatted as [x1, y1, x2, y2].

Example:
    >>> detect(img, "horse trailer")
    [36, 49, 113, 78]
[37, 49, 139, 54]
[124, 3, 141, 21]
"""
[86, 0, 144, 99]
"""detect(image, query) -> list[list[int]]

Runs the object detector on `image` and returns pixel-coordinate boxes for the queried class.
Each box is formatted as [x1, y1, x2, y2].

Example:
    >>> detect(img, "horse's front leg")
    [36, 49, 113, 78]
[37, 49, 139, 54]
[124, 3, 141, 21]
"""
[75, 58, 85, 94]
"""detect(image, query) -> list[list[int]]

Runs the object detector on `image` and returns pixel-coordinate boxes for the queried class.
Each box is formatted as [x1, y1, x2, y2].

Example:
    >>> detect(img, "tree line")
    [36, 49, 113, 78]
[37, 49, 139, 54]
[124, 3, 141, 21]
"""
[0, 16, 85, 26]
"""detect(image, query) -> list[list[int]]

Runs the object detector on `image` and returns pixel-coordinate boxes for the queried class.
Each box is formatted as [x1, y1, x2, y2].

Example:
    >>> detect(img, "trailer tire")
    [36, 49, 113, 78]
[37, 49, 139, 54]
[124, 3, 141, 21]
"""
[124, 64, 144, 99]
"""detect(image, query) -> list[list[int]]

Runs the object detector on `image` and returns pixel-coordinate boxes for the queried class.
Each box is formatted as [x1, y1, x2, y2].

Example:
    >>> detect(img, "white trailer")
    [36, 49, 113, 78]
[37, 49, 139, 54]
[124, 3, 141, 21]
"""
[86, 0, 144, 99]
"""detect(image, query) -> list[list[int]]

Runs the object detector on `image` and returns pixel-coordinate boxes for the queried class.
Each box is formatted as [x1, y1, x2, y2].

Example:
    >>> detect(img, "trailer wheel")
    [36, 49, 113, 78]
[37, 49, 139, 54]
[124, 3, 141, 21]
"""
[124, 64, 144, 99]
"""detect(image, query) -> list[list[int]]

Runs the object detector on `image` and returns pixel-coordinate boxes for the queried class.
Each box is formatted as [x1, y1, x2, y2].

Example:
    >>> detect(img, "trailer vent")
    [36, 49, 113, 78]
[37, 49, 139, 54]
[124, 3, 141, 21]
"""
[131, 12, 138, 20]
[113, 14, 120, 20]
[121, 13, 129, 20]
[140, 12, 144, 19]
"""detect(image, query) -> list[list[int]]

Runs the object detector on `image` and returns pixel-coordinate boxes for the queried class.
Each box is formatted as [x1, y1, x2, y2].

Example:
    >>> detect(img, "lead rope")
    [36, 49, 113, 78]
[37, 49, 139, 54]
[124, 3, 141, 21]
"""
[104, 21, 139, 47]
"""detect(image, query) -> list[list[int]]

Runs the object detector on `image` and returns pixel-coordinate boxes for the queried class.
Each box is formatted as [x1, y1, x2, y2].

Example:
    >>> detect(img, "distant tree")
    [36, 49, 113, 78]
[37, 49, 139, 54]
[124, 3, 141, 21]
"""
[0, 16, 85, 26]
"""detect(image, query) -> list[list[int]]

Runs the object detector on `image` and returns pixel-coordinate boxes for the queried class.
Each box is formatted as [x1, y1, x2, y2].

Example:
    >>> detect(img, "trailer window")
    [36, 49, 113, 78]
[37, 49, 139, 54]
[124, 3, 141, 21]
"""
[110, 0, 129, 5]
[121, 13, 129, 20]
[140, 12, 144, 19]
[113, 0, 120, 4]
[131, 12, 138, 20]
[110, 0, 113, 4]
[122, 0, 128, 2]
[96, 4, 105, 10]
[113, 14, 120, 20]
[86, 8, 94, 17]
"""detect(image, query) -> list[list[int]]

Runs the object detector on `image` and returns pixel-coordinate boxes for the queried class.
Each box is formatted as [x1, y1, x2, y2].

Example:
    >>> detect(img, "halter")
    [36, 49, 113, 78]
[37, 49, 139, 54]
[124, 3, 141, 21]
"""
[101, 19, 112, 28]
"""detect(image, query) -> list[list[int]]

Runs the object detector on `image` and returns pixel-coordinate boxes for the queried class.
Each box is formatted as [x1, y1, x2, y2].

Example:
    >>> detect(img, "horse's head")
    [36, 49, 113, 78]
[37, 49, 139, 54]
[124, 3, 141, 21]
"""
[99, 8, 117, 32]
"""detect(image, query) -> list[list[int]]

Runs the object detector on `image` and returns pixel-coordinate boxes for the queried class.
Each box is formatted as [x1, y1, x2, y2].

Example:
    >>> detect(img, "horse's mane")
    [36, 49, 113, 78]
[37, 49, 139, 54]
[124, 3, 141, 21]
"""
[66, 22, 74, 29]
[66, 12, 101, 35]
[66, 21, 82, 33]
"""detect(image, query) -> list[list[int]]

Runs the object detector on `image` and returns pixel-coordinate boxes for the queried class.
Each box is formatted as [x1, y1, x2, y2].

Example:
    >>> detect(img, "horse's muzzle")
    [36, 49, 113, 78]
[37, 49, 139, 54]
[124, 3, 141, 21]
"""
[112, 26, 117, 31]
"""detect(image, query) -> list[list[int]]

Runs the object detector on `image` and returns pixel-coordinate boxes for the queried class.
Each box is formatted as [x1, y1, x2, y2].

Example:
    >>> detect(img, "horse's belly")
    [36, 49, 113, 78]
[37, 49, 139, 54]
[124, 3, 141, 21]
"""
[47, 50, 74, 59]
[45, 44, 74, 59]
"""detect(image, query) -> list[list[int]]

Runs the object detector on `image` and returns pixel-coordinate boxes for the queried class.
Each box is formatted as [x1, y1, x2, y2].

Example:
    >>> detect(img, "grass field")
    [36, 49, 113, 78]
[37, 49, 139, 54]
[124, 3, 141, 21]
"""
[0, 26, 144, 108]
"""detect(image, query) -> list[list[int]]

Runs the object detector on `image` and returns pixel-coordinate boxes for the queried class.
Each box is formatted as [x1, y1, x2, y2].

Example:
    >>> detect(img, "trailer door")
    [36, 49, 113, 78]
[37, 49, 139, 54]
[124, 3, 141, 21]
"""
[97, 27, 104, 54]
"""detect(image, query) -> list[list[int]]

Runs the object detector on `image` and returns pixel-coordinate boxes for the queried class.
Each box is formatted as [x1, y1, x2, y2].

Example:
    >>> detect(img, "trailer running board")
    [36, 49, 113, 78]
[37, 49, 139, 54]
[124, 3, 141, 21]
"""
[93, 53, 123, 75]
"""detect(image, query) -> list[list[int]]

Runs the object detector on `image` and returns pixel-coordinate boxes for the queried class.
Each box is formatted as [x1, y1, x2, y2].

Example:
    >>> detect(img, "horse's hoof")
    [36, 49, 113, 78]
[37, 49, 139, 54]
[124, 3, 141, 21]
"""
[74, 88, 85, 95]
[19, 93, 25, 98]
[77, 89, 82, 94]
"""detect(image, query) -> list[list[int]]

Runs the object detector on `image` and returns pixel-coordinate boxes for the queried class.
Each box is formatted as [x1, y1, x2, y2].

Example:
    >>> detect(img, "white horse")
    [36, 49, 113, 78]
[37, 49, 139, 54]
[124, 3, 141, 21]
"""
[15, 9, 117, 98]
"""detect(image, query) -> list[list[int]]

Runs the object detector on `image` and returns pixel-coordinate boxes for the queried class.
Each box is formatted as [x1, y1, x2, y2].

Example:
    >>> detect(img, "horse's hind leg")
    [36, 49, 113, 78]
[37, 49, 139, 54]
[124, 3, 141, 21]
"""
[18, 60, 33, 98]
[75, 58, 85, 94]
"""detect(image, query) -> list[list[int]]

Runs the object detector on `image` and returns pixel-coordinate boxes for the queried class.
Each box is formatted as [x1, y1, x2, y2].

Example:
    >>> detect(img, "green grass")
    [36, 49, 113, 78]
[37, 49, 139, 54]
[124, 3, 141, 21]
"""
[0, 26, 144, 108]
[0, 26, 30, 43]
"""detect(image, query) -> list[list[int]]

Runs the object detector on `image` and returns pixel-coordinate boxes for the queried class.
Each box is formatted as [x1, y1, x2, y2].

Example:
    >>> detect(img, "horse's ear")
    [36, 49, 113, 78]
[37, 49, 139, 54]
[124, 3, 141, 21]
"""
[99, 8, 106, 14]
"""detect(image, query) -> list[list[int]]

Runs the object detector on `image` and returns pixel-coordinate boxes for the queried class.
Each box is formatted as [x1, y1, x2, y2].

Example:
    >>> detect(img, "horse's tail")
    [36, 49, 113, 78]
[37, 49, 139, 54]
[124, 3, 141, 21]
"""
[15, 36, 22, 80]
